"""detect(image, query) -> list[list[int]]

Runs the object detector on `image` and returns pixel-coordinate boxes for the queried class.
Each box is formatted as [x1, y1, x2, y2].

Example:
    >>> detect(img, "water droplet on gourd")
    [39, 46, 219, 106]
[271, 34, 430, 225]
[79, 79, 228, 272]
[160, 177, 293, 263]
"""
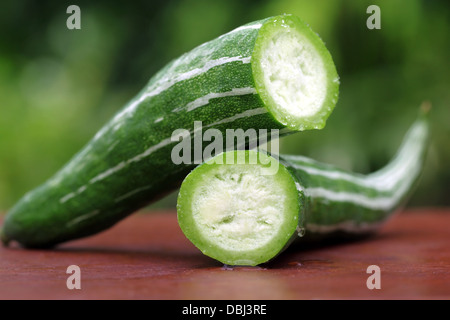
[297, 227, 306, 237]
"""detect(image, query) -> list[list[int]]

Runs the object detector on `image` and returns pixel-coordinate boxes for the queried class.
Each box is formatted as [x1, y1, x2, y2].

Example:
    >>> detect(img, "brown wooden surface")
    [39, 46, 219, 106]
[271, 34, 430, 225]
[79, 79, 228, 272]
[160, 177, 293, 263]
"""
[0, 208, 449, 300]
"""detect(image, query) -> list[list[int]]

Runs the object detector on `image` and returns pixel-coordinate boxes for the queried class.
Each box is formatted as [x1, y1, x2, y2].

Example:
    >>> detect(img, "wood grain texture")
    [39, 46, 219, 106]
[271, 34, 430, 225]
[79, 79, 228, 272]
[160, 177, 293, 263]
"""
[1, 208, 449, 300]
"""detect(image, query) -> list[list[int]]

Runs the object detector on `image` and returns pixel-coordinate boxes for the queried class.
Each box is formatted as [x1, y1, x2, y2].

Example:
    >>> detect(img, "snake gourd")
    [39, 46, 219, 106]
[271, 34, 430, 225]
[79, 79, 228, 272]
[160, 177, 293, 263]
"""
[176, 106, 430, 266]
[1, 14, 339, 248]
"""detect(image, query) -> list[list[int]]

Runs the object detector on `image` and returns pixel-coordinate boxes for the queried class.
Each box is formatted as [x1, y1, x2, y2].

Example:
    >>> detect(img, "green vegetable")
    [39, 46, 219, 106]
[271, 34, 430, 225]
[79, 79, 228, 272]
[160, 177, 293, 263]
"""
[1, 14, 339, 248]
[176, 107, 430, 266]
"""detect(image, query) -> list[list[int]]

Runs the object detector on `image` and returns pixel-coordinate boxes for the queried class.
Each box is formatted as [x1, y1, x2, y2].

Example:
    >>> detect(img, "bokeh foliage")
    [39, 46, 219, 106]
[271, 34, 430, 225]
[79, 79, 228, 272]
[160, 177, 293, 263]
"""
[0, 0, 449, 210]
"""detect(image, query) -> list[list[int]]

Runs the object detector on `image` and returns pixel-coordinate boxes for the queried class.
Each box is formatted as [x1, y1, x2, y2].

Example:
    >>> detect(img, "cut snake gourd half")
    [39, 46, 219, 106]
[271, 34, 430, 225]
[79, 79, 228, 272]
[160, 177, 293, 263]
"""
[1, 14, 339, 248]
[176, 107, 430, 266]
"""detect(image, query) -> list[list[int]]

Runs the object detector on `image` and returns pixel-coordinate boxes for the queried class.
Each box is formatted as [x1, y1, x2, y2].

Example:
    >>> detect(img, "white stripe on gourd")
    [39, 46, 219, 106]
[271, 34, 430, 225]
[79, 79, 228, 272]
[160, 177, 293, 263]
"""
[66, 210, 100, 228]
[218, 23, 263, 39]
[60, 106, 270, 203]
[175, 87, 257, 113]
[111, 56, 253, 132]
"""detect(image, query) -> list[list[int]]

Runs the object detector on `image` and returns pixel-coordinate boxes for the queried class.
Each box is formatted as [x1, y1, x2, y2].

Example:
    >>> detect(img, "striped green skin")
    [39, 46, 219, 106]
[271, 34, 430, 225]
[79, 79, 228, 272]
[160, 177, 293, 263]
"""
[283, 108, 429, 237]
[176, 109, 429, 265]
[1, 14, 338, 248]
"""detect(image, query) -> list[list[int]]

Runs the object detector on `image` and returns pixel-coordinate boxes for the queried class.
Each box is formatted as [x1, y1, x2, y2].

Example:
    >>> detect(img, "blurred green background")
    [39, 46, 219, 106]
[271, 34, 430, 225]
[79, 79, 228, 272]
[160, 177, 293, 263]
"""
[0, 0, 449, 211]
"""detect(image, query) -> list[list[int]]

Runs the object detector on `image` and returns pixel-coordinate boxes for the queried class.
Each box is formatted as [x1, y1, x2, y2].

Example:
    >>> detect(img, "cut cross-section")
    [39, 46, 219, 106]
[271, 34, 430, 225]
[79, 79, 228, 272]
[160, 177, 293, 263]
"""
[177, 151, 302, 266]
[252, 15, 339, 130]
